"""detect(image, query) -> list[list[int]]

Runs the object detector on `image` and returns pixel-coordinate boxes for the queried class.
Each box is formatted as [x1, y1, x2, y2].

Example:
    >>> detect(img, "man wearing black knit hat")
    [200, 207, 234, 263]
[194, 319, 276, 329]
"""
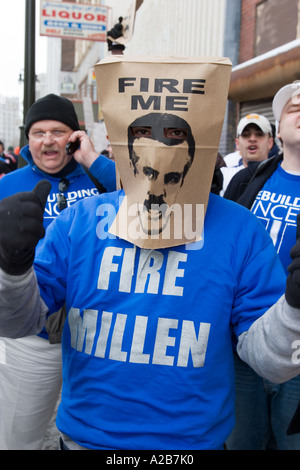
[0, 93, 116, 450]
[24, 94, 81, 137]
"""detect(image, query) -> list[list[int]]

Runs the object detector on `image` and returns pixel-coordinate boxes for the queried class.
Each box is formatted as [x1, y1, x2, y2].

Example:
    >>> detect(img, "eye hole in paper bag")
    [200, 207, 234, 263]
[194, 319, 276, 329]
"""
[130, 126, 188, 142]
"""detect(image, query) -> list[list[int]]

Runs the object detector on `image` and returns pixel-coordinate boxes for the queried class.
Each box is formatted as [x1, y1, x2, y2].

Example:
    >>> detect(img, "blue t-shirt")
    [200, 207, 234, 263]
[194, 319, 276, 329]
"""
[34, 191, 285, 450]
[251, 164, 300, 274]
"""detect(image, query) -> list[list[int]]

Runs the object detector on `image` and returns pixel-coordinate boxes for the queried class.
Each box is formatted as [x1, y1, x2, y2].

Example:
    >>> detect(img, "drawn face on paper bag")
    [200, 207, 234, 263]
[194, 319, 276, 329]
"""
[127, 113, 195, 235]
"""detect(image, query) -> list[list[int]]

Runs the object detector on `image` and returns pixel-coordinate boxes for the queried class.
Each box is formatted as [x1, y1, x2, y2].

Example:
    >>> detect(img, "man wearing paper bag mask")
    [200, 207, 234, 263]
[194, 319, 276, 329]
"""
[0, 56, 300, 451]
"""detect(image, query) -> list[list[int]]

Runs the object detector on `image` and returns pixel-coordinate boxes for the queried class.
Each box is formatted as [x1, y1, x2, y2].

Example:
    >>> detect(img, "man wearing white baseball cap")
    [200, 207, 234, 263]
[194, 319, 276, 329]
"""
[220, 113, 274, 195]
[226, 83, 300, 450]
[273, 81, 300, 123]
[236, 113, 272, 136]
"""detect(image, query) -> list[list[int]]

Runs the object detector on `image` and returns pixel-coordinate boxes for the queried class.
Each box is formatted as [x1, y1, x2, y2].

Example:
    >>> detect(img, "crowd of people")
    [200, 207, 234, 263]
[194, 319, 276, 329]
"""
[223, 87, 300, 450]
[0, 79, 300, 450]
[0, 140, 19, 179]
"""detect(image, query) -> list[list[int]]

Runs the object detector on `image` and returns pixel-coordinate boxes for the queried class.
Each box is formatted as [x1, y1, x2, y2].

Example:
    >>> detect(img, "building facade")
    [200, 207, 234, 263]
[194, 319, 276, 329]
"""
[42, 0, 300, 154]
[44, 0, 229, 152]
[228, 0, 300, 152]
[0, 96, 21, 149]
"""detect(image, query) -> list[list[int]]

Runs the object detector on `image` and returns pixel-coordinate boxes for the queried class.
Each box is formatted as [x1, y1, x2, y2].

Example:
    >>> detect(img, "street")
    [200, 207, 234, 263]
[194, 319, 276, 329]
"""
[42, 395, 60, 450]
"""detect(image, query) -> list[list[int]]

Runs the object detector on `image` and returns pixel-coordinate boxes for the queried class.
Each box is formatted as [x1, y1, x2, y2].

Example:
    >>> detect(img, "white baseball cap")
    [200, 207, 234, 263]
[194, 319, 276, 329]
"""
[237, 114, 272, 137]
[272, 82, 300, 122]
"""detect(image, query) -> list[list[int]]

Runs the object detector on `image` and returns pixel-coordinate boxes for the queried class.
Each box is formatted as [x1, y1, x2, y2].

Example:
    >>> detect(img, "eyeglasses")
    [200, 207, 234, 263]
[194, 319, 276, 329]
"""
[57, 178, 69, 212]
[29, 130, 69, 142]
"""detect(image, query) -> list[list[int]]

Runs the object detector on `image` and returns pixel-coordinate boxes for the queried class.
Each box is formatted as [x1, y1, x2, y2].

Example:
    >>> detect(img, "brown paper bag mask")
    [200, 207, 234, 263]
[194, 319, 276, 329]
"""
[94, 56, 232, 249]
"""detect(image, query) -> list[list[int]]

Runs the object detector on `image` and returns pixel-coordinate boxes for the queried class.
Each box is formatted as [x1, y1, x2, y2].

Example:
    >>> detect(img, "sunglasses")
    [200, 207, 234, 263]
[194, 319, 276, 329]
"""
[57, 178, 69, 212]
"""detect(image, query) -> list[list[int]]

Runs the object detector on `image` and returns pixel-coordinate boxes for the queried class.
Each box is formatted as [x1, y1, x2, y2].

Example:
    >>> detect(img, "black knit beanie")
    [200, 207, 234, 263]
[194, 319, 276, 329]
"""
[25, 94, 80, 138]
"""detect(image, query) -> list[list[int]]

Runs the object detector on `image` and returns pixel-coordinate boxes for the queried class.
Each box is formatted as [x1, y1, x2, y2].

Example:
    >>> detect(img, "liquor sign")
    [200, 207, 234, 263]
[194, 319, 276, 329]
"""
[40, 1, 109, 42]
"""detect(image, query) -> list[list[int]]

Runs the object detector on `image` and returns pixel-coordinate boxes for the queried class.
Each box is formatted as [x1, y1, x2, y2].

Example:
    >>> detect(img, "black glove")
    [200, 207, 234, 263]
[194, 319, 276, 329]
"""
[286, 213, 300, 308]
[0, 180, 51, 275]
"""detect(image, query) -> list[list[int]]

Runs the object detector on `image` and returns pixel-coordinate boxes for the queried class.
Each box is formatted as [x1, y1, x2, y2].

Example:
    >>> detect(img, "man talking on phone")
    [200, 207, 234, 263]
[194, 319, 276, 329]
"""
[0, 93, 116, 450]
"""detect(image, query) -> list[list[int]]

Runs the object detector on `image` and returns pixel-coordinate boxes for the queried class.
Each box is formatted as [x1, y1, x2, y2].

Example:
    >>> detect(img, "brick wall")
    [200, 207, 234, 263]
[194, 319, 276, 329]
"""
[239, 0, 261, 63]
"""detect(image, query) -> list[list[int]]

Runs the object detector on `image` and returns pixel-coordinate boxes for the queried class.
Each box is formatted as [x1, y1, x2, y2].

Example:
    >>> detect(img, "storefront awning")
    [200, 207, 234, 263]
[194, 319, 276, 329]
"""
[229, 38, 300, 102]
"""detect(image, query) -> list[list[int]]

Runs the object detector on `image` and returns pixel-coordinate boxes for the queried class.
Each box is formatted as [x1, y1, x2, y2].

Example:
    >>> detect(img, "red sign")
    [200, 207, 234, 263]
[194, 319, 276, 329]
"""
[40, 1, 109, 42]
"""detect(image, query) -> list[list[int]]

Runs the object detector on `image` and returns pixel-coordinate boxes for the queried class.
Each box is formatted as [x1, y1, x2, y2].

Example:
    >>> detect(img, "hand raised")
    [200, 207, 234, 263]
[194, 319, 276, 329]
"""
[0, 180, 51, 275]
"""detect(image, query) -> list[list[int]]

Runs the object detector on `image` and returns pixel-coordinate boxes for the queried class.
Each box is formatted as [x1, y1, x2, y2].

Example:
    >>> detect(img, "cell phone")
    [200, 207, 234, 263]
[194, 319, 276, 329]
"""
[66, 139, 80, 155]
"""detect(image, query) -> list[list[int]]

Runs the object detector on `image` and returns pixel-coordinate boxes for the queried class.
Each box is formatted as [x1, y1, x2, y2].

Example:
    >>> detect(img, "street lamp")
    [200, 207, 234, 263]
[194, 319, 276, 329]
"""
[19, 0, 36, 162]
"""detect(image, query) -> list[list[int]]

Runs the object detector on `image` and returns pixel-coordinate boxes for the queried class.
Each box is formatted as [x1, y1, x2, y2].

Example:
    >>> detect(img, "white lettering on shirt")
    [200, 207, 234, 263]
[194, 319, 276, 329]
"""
[68, 308, 211, 368]
[97, 246, 187, 296]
